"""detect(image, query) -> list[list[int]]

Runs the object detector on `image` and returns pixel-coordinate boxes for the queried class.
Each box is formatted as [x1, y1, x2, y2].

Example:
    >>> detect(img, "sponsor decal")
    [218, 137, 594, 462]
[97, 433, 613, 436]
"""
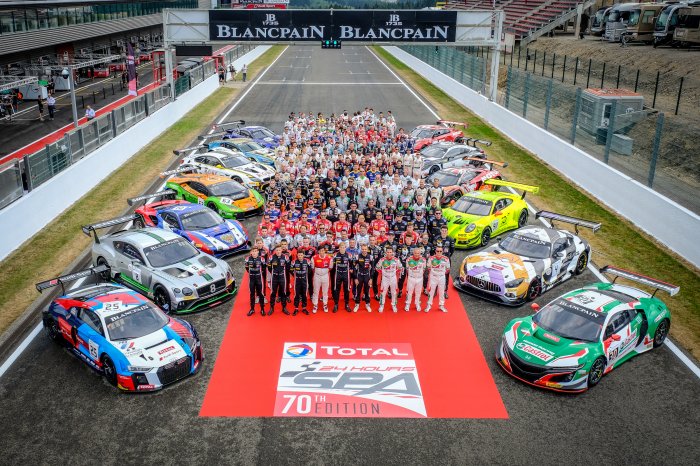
[88, 340, 99, 360]
[102, 301, 122, 313]
[543, 332, 560, 342]
[158, 345, 176, 355]
[137, 384, 156, 390]
[220, 198, 234, 206]
[516, 342, 553, 362]
[512, 234, 548, 246]
[275, 342, 426, 418]
[556, 299, 607, 323]
[105, 304, 151, 324]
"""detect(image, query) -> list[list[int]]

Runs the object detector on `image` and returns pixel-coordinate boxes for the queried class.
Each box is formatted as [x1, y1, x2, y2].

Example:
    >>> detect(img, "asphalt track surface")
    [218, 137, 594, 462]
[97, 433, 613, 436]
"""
[0, 46, 698, 465]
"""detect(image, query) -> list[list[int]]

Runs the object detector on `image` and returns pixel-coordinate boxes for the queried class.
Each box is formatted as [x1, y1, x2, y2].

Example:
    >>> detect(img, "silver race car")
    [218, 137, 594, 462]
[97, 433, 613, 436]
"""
[178, 147, 275, 189]
[82, 215, 237, 314]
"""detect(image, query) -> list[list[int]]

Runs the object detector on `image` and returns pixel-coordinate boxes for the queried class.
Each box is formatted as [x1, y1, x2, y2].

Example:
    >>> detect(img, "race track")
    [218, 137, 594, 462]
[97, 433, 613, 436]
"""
[0, 46, 698, 465]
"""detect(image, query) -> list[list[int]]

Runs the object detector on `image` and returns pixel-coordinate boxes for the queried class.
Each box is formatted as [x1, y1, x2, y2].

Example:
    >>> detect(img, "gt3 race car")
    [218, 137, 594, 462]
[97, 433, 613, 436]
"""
[179, 139, 275, 166]
[180, 147, 275, 188]
[37, 266, 203, 392]
[128, 191, 251, 257]
[410, 121, 465, 151]
[82, 215, 237, 314]
[443, 179, 539, 248]
[208, 121, 281, 149]
[455, 211, 601, 304]
[420, 141, 490, 176]
[497, 266, 678, 392]
[426, 163, 507, 207]
[162, 169, 265, 218]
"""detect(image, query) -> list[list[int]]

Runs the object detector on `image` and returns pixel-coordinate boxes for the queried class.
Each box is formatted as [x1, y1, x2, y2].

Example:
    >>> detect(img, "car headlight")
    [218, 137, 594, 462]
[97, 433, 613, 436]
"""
[465, 223, 476, 233]
[128, 366, 152, 372]
[182, 287, 194, 296]
[505, 278, 524, 288]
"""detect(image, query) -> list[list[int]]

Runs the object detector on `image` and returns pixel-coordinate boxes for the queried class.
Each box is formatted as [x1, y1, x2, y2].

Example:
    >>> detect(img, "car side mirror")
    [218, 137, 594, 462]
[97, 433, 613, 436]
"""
[610, 334, 621, 341]
[131, 259, 142, 266]
[494, 210, 503, 216]
[531, 303, 540, 313]
[554, 251, 564, 258]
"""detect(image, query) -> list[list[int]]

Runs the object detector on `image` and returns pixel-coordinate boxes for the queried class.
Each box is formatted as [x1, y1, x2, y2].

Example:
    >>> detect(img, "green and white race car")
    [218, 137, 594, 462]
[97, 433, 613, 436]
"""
[497, 266, 678, 392]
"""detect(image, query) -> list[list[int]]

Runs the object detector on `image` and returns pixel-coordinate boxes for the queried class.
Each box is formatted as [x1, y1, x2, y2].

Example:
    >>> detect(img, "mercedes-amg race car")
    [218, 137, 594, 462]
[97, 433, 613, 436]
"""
[179, 147, 275, 189]
[426, 164, 507, 207]
[455, 211, 601, 305]
[128, 191, 251, 258]
[420, 141, 491, 176]
[36, 266, 203, 392]
[443, 180, 539, 248]
[162, 169, 265, 218]
[410, 120, 466, 151]
[82, 215, 237, 314]
[497, 266, 678, 392]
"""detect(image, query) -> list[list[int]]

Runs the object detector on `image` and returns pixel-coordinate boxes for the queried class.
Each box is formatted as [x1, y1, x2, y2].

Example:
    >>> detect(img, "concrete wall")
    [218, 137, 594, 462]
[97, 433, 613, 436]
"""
[0, 46, 271, 262]
[382, 46, 700, 268]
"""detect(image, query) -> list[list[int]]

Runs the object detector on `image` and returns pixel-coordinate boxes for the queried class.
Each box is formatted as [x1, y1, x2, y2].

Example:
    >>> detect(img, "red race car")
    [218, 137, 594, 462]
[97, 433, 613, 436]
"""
[410, 120, 466, 151]
[426, 161, 508, 207]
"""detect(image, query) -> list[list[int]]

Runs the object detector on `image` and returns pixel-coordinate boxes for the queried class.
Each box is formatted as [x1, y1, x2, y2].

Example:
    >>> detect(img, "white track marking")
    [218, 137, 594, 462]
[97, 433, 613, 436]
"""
[257, 82, 402, 85]
[365, 46, 440, 120]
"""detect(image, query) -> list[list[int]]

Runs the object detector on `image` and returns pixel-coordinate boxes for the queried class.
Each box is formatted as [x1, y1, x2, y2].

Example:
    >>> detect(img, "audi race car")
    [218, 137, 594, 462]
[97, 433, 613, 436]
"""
[177, 147, 275, 189]
[443, 180, 539, 249]
[427, 163, 507, 207]
[420, 141, 492, 176]
[82, 215, 237, 314]
[162, 169, 265, 218]
[209, 121, 281, 149]
[410, 120, 466, 151]
[128, 191, 251, 258]
[36, 266, 202, 392]
[456, 211, 601, 305]
[497, 266, 678, 392]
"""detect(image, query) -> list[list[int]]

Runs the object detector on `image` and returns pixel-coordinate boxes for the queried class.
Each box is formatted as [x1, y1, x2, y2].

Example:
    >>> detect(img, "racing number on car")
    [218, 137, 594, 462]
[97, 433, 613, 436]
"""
[220, 198, 233, 206]
[132, 264, 142, 282]
[103, 301, 122, 313]
[491, 219, 499, 232]
[89, 340, 99, 360]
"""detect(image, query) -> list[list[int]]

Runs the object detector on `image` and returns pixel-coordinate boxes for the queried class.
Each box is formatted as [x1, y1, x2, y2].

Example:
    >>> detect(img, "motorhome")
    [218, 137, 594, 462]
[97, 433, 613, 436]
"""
[591, 6, 614, 36]
[604, 3, 642, 42]
[672, 3, 700, 45]
[621, 2, 667, 44]
[654, 2, 690, 46]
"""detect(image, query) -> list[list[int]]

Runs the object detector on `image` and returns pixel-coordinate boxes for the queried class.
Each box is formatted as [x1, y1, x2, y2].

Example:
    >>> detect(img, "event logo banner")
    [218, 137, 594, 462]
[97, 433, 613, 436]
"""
[274, 342, 427, 418]
[209, 9, 458, 42]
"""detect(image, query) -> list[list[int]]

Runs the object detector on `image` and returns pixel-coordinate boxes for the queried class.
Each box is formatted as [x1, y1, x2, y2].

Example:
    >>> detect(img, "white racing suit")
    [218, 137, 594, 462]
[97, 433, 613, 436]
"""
[405, 257, 427, 311]
[311, 255, 332, 311]
[377, 256, 403, 311]
[426, 255, 450, 311]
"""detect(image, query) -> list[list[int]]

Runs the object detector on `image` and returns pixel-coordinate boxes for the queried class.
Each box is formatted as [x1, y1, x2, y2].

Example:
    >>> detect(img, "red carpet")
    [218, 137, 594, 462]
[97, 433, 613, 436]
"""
[200, 275, 508, 418]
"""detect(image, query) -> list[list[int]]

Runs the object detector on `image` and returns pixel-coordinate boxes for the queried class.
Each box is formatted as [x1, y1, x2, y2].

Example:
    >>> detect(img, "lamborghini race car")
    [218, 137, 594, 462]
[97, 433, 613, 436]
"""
[420, 141, 491, 176]
[82, 215, 237, 314]
[37, 265, 203, 392]
[180, 148, 275, 188]
[443, 179, 539, 249]
[128, 191, 251, 257]
[496, 266, 678, 392]
[426, 164, 507, 207]
[162, 169, 265, 218]
[410, 120, 466, 151]
[455, 211, 601, 305]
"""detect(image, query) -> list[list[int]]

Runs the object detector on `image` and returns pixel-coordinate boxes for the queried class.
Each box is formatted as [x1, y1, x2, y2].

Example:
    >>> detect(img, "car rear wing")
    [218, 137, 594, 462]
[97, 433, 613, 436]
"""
[212, 120, 245, 129]
[437, 120, 467, 128]
[535, 211, 602, 234]
[462, 156, 508, 168]
[126, 189, 176, 206]
[600, 265, 680, 297]
[484, 179, 539, 199]
[36, 265, 111, 295]
[160, 166, 195, 178]
[81, 214, 137, 243]
[172, 145, 207, 156]
[462, 137, 492, 147]
[199, 131, 231, 140]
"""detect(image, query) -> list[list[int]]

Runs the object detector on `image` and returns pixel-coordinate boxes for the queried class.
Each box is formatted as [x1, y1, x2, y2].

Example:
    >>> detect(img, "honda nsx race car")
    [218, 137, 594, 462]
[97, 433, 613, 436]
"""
[36, 266, 203, 392]
[180, 147, 275, 188]
[82, 215, 237, 314]
[410, 120, 466, 151]
[497, 266, 678, 392]
[426, 164, 507, 207]
[162, 169, 265, 218]
[456, 211, 601, 304]
[443, 180, 539, 249]
[127, 191, 251, 257]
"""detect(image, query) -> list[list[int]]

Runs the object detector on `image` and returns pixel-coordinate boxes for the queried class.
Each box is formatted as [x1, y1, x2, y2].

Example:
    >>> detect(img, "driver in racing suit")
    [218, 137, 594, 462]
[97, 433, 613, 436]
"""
[311, 245, 332, 313]
[404, 247, 426, 312]
[425, 246, 450, 313]
[376, 246, 403, 313]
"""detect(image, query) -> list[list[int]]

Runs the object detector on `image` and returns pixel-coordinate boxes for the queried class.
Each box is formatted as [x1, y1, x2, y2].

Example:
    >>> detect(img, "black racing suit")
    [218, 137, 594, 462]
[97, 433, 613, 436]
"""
[369, 244, 383, 297]
[291, 259, 311, 309]
[332, 252, 352, 306]
[244, 255, 266, 311]
[353, 252, 374, 304]
[267, 254, 290, 311]
[396, 242, 412, 293]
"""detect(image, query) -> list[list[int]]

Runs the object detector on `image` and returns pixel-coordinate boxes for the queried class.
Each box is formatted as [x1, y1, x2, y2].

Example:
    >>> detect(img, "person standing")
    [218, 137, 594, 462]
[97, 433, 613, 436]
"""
[268, 246, 291, 316]
[37, 98, 45, 122]
[352, 243, 374, 313]
[376, 246, 403, 313]
[579, 12, 590, 40]
[241, 64, 248, 82]
[311, 245, 332, 313]
[404, 247, 427, 312]
[291, 250, 311, 316]
[47, 94, 56, 120]
[245, 247, 266, 316]
[331, 242, 352, 313]
[425, 246, 450, 313]
[218, 65, 225, 85]
[85, 105, 96, 121]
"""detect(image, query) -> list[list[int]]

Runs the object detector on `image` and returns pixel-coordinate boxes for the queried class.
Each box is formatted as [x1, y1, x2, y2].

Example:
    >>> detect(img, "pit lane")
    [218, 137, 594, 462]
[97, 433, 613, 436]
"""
[0, 46, 697, 464]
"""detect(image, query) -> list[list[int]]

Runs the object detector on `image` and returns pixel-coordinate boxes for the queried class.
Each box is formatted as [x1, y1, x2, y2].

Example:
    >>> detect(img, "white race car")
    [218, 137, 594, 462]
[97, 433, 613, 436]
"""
[181, 147, 275, 189]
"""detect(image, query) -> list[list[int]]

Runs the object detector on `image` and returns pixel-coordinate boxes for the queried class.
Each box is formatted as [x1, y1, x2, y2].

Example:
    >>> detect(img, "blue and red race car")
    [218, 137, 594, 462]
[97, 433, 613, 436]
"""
[37, 265, 203, 392]
[127, 191, 251, 258]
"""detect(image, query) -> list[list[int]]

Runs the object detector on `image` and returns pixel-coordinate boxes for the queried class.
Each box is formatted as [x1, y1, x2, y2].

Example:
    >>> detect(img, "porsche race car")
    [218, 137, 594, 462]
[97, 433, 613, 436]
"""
[427, 163, 507, 207]
[162, 168, 265, 218]
[497, 266, 678, 392]
[37, 265, 203, 392]
[128, 191, 251, 258]
[410, 120, 466, 151]
[455, 211, 601, 304]
[82, 215, 237, 314]
[443, 179, 539, 248]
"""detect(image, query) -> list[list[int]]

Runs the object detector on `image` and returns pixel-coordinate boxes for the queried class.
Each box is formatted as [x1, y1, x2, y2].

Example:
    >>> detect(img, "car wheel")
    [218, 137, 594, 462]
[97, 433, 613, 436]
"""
[154, 286, 172, 314]
[95, 257, 111, 281]
[455, 137, 464, 143]
[232, 176, 243, 183]
[207, 202, 218, 213]
[43, 316, 61, 344]
[517, 209, 528, 228]
[480, 227, 491, 247]
[587, 357, 606, 388]
[653, 319, 670, 348]
[526, 278, 541, 301]
[102, 355, 117, 386]
[429, 165, 440, 175]
[133, 216, 145, 229]
[574, 251, 588, 275]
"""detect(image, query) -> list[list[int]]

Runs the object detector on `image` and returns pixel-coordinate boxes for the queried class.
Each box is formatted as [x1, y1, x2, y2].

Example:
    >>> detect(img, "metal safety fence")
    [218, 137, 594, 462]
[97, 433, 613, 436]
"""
[400, 45, 486, 94]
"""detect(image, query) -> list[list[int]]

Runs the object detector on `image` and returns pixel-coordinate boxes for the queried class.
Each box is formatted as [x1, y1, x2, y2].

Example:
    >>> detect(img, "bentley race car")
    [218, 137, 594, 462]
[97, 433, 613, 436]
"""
[127, 191, 251, 257]
[162, 168, 265, 218]
[497, 266, 678, 392]
[37, 265, 202, 392]
[427, 163, 508, 207]
[410, 120, 466, 151]
[443, 179, 539, 248]
[456, 211, 601, 304]
[82, 215, 237, 314]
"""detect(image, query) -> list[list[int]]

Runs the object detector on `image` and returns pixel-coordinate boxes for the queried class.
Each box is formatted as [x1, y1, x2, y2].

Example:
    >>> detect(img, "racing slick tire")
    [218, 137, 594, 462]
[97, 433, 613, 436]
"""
[101, 355, 118, 386]
[574, 251, 588, 275]
[154, 286, 172, 314]
[455, 137, 464, 143]
[480, 227, 492, 247]
[43, 316, 62, 344]
[232, 176, 244, 183]
[587, 357, 606, 388]
[526, 278, 541, 301]
[653, 319, 670, 348]
[133, 216, 145, 229]
[429, 165, 440, 175]
[96, 257, 112, 281]
[206, 202, 221, 216]
[517, 209, 528, 228]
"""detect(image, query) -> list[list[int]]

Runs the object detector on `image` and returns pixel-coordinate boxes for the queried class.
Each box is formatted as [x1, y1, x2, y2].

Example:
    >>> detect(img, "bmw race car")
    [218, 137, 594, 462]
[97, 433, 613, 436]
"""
[37, 265, 203, 392]
[162, 168, 265, 218]
[208, 121, 281, 149]
[128, 191, 251, 258]
[179, 147, 275, 188]
[443, 179, 539, 249]
[82, 215, 237, 314]
[497, 266, 678, 392]
[420, 140, 492, 176]
[410, 120, 466, 151]
[427, 163, 507, 207]
[456, 211, 601, 305]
